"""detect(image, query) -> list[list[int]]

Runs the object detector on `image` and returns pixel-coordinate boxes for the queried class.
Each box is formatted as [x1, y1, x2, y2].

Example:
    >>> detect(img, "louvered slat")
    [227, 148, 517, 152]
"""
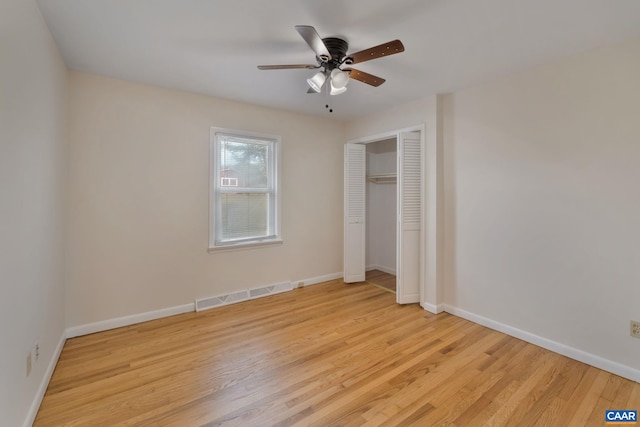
[347, 146, 366, 222]
[402, 139, 421, 224]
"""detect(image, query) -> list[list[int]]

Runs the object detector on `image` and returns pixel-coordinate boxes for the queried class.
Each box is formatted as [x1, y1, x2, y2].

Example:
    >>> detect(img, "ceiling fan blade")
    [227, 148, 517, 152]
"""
[295, 25, 332, 61]
[257, 64, 319, 70]
[344, 68, 386, 87]
[348, 40, 404, 64]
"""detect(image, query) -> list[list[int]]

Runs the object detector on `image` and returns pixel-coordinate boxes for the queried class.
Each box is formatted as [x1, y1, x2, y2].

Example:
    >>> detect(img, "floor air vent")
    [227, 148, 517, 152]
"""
[249, 281, 293, 298]
[195, 281, 293, 312]
[195, 290, 249, 312]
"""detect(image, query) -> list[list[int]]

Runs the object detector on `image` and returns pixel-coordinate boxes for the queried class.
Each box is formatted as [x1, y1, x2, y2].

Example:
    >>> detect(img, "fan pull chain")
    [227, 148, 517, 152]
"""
[324, 82, 333, 113]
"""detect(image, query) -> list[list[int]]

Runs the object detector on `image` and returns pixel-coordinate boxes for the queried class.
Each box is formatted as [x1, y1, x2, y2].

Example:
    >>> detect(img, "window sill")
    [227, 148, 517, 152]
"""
[208, 239, 283, 253]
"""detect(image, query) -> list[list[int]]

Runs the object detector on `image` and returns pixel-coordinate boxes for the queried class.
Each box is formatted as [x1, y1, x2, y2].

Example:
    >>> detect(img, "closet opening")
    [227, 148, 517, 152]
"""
[365, 137, 397, 294]
[344, 127, 423, 305]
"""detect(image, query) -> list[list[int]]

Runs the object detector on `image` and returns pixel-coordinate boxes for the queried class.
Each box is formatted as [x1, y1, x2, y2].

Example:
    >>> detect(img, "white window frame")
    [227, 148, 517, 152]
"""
[209, 127, 282, 252]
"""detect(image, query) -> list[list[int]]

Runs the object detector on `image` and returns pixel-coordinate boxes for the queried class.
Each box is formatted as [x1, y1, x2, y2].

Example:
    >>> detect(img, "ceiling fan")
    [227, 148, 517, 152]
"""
[257, 25, 405, 96]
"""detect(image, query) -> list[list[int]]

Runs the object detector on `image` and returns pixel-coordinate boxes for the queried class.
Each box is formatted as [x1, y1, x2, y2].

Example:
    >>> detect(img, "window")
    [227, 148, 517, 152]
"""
[209, 128, 281, 250]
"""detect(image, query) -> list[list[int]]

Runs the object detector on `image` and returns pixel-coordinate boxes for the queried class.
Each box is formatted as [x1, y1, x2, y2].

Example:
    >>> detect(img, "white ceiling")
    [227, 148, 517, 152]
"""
[37, 0, 640, 121]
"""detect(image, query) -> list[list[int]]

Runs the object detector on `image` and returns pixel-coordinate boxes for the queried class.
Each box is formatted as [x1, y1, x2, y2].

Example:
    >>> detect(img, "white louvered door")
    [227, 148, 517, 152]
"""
[396, 132, 422, 303]
[344, 143, 366, 283]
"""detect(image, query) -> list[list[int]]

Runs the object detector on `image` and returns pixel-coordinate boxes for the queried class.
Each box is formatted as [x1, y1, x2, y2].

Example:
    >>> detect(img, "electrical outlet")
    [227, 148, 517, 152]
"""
[631, 321, 640, 338]
[35, 342, 40, 362]
[26, 352, 32, 377]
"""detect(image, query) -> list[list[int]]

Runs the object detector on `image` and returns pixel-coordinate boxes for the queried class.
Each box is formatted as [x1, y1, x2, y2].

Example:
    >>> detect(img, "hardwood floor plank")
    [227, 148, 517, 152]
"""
[585, 396, 615, 426]
[627, 383, 640, 411]
[566, 370, 612, 427]
[34, 279, 640, 426]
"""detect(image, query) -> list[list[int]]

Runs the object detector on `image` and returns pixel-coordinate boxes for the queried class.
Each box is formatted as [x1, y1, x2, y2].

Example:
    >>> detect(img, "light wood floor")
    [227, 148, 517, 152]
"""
[35, 279, 639, 426]
[366, 269, 396, 293]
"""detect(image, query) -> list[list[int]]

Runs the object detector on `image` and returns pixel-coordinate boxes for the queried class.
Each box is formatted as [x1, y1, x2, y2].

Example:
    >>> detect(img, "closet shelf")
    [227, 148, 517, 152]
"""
[367, 173, 397, 184]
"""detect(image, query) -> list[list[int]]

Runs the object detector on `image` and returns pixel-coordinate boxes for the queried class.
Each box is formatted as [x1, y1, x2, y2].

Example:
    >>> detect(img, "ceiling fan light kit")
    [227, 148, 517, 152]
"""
[258, 25, 404, 106]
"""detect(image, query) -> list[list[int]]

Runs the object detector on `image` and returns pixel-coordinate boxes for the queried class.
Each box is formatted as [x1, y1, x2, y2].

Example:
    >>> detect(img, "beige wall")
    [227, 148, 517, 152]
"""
[347, 96, 437, 141]
[0, 0, 68, 425]
[66, 72, 345, 327]
[443, 37, 640, 370]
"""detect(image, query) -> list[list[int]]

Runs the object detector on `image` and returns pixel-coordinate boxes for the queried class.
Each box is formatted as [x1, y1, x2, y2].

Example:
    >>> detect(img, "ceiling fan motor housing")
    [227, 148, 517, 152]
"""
[321, 37, 351, 69]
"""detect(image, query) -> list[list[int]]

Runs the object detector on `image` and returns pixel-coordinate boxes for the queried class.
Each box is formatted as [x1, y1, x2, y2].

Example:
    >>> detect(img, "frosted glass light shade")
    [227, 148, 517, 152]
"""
[329, 85, 347, 96]
[307, 72, 326, 93]
[330, 68, 349, 89]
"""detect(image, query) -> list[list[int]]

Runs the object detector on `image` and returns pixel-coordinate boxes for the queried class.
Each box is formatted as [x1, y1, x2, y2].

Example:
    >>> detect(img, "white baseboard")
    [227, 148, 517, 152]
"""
[443, 304, 640, 383]
[23, 330, 66, 427]
[298, 272, 343, 287]
[422, 302, 445, 314]
[366, 264, 396, 275]
[66, 303, 195, 338]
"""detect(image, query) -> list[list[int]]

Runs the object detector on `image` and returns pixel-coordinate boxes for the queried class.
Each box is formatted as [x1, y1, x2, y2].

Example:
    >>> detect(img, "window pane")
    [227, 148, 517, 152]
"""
[219, 193, 270, 241]
[219, 139, 268, 188]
